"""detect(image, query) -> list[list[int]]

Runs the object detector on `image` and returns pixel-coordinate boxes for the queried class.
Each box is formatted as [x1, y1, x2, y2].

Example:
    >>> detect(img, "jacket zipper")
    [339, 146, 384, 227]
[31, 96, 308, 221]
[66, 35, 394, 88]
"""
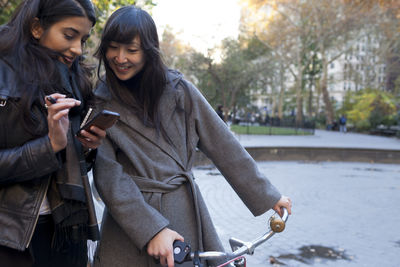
[26, 178, 51, 248]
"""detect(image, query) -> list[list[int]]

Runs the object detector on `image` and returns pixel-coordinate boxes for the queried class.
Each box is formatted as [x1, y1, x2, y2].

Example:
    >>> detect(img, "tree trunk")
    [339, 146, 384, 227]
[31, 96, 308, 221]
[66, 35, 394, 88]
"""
[385, 47, 400, 92]
[278, 62, 285, 119]
[271, 95, 277, 118]
[295, 57, 304, 125]
[295, 77, 303, 125]
[308, 76, 314, 118]
[320, 57, 334, 126]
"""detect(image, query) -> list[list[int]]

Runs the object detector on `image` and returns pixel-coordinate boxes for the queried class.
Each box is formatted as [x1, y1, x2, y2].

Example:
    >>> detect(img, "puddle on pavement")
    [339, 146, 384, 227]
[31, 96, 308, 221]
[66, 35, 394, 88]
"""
[353, 167, 385, 172]
[269, 245, 352, 265]
[196, 165, 215, 170]
[206, 171, 222, 176]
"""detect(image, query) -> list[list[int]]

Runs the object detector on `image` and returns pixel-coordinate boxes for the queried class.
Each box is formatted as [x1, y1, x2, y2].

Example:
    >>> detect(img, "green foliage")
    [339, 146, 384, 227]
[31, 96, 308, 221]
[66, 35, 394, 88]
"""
[0, 0, 23, 25]
[93, 0, 153, 35]
[230, 125, 312, 135]
[91, 0, 155, 47]
[344, 89, 398, 131]
[171, 37, 260, 112]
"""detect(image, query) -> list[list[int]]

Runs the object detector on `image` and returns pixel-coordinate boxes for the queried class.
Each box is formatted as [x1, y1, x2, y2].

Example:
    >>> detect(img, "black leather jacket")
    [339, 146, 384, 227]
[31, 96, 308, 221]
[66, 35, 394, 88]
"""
[0, 58, 62, 251]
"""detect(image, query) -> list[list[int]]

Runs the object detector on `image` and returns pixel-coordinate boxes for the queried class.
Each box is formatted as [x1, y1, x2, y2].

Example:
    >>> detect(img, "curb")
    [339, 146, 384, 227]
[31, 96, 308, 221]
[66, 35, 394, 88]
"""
[194, 146, 400, 165]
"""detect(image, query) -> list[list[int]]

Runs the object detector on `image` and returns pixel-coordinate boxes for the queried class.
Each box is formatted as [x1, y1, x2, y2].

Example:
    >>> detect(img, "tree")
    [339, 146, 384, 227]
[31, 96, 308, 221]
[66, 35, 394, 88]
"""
[169, 37, 260, 121]
[92, 0, 155, 35]
[346, 89, 398, 131]
[84, 0, 155, 58]
[205, 38, 260, 121]
[0, 0, 23, 25]
[239, 0, 376, 127]
[239, 0, 325, 124]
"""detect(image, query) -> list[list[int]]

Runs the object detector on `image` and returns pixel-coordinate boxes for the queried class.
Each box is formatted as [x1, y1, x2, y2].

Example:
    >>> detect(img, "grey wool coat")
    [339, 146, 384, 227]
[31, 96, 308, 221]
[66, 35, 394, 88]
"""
[92, 70, 281, 267]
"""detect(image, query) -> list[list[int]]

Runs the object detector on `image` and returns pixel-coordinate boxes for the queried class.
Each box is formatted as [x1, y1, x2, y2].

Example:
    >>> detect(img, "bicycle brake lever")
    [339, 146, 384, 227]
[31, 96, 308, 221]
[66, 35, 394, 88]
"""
[173, 240, 191, 263]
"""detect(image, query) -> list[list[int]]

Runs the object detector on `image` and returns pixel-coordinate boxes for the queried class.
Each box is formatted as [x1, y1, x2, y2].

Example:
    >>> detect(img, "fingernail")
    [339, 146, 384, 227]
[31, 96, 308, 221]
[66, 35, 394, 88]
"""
[46, 96, 57, 104]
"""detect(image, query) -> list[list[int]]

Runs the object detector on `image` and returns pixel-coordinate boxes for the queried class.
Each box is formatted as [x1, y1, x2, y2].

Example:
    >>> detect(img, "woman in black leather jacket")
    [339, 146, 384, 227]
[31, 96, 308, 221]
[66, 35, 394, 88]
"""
[0, 1, 105, 266]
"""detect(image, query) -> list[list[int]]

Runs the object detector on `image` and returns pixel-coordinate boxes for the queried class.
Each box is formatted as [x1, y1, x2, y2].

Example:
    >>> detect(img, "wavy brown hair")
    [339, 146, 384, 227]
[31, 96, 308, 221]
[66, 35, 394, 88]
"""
[0, 0, 96, 136]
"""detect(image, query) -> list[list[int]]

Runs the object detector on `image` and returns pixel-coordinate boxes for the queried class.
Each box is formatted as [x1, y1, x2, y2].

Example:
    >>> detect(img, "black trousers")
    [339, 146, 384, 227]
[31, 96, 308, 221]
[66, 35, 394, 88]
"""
[0, 215, 87, 267]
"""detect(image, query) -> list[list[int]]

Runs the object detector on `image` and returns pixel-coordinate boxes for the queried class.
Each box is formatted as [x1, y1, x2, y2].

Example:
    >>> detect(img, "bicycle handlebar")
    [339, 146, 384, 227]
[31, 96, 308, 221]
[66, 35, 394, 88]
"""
[173, 208, 289, 264]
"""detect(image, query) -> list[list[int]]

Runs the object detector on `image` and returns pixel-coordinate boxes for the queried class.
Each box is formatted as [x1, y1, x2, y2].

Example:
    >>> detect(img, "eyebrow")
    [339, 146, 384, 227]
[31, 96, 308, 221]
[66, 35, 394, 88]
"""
[128, 41, 140, 47]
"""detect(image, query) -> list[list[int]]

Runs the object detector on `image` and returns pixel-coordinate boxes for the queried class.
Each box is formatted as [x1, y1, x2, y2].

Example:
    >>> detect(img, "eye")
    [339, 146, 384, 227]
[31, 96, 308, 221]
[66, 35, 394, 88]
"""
[127, 49, 138, 53]
[64, 34, 73, 40]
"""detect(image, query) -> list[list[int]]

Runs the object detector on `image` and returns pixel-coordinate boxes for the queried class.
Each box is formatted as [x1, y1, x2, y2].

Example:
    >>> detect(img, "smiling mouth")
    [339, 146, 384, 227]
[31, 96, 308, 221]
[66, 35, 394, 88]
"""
[114, 64, 132, 72]
[62, 55, 74, 65]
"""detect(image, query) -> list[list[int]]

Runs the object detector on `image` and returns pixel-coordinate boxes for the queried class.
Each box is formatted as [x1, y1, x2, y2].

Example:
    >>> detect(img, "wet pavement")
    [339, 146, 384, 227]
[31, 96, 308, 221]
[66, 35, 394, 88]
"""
[193, 161, 400, 267]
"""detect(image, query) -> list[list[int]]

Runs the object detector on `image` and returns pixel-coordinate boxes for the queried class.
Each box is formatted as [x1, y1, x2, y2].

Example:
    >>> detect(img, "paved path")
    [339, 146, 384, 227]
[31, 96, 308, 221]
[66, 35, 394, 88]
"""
[234, 129, 400, 150]
[192, 131, 400, 266]
[194, 161, 400, 267]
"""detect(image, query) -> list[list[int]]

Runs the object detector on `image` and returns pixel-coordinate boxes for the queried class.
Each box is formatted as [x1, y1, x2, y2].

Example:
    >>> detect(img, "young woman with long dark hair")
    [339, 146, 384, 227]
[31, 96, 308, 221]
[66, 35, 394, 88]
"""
[0, 0, 106, 266]
[93, 6, 292, 267]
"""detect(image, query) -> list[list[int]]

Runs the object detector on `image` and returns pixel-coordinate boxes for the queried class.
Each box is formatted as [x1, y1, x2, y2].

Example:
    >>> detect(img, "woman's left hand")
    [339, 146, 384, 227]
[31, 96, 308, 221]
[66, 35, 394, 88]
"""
[76, 126, 106, 149]
[272, 195, 292, 217]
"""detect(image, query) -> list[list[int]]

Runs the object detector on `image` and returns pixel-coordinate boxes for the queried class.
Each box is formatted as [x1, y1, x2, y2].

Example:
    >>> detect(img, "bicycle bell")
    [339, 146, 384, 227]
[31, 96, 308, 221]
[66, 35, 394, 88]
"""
[270, 215, 285, 233]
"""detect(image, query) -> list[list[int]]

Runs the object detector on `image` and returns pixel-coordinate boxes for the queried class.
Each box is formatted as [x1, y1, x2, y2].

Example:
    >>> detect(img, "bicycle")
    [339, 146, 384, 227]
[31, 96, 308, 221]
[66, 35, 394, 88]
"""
[173, 208, 289, 267]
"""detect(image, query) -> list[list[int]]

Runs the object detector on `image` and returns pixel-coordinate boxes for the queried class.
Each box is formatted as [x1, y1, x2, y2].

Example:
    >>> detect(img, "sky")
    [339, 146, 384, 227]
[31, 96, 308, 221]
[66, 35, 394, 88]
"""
[152, 0, 242, 54]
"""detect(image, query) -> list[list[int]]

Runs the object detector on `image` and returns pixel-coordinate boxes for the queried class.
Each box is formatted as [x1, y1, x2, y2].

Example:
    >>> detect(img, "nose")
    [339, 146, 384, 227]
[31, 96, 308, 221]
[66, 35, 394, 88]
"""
[70, 40, 83, 56]
[115, 49, 127, 63]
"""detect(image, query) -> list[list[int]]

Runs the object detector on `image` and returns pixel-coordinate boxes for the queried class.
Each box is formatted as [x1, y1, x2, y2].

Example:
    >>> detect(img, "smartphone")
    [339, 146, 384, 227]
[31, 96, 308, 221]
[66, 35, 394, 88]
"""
[76, 110, 120, 136]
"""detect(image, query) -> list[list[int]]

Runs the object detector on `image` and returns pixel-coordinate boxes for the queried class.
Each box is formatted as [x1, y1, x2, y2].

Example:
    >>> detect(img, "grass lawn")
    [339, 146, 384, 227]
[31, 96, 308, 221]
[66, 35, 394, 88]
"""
[230, 125, 313, 135]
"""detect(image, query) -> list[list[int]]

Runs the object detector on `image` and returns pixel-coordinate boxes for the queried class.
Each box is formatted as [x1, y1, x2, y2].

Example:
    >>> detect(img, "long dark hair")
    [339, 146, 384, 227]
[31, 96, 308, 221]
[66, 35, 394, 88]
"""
[0, 0, 96, 136]
[95, 6, 167, 132]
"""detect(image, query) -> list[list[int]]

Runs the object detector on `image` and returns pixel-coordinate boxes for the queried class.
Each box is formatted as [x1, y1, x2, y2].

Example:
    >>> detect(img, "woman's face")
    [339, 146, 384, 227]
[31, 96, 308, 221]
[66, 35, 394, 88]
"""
[31, 16, 92, 68]
[105, 36, 146, 81]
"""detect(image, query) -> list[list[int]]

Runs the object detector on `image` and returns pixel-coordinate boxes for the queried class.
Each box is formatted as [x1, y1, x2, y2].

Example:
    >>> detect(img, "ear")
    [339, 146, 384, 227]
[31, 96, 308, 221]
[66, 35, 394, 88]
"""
[31, 18, 43, 40]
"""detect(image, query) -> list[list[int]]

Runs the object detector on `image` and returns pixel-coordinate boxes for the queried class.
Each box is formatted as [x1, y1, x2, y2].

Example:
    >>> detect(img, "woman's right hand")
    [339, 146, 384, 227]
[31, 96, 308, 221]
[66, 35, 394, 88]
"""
[147, 228, 184, 267]
[273, 195, 292, 217]
[46, 93, 81, 153]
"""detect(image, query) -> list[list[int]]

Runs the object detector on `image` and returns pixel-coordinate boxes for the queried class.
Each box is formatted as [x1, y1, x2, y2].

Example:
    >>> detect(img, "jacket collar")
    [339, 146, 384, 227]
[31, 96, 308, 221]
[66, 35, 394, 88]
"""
[0, 57, 79, 100]
[0, 56, 22, 98]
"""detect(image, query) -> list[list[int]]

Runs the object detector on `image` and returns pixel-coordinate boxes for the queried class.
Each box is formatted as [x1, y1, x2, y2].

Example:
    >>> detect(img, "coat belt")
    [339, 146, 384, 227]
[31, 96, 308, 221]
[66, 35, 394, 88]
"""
[131, 172, 203, 251]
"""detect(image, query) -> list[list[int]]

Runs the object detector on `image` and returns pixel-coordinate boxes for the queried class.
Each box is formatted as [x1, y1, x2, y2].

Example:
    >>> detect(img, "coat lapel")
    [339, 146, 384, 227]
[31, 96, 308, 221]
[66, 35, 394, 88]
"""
[95, 83, 186, 170]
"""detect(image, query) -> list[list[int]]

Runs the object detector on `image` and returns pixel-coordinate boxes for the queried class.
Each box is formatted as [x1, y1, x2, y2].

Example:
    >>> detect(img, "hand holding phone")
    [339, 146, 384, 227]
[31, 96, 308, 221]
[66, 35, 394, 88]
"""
[76, 110, 120, 137]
